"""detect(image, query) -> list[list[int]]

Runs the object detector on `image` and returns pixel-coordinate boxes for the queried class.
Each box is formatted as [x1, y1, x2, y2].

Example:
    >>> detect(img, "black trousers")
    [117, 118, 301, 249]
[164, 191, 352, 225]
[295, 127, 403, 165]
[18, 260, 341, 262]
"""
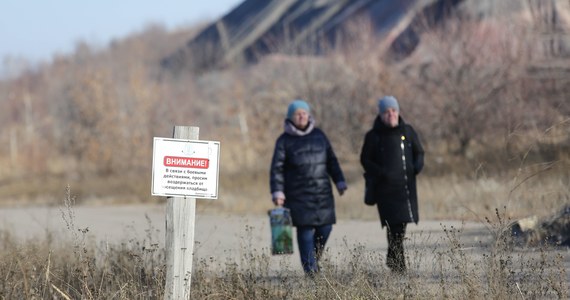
[385, 222, 407, 273]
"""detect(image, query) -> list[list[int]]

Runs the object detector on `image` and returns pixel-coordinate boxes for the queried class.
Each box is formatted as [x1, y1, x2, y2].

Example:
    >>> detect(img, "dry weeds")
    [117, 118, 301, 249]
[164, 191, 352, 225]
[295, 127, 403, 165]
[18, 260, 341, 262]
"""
[1, 181, 568, 299]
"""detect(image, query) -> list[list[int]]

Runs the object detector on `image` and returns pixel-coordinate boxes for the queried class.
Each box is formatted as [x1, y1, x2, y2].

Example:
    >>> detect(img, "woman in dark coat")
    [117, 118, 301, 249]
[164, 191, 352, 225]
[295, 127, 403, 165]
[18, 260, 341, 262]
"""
[270, 99, 347, 275]
[360, 96, 424, 274]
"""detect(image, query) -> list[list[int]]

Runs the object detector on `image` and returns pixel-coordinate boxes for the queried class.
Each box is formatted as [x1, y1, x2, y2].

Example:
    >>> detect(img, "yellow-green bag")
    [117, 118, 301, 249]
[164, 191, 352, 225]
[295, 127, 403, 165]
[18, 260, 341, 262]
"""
[268, 207, 294, 255]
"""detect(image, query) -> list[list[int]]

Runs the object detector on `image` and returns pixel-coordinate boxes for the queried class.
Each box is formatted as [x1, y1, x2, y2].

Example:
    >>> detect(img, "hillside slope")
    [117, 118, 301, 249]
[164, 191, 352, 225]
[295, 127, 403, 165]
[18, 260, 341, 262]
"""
[162, 0, 570, 73]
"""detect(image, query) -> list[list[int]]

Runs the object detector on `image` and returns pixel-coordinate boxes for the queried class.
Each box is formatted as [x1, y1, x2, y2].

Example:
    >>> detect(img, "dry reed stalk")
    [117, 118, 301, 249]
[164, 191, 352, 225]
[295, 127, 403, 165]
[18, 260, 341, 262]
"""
[17, 258, 30, 299]
[44, 251, 51, 298]
[51, 283, 72, 300]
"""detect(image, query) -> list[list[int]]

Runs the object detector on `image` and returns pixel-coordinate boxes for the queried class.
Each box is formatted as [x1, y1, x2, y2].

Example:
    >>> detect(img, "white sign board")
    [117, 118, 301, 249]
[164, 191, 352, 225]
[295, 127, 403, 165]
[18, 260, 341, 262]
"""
[152, 138, 220, 199]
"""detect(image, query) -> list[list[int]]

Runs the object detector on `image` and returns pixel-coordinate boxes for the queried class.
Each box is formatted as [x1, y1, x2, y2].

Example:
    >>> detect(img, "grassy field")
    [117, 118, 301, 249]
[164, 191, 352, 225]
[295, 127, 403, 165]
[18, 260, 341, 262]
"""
[0, 209, 567, 299]
[0, 168, 568, 299]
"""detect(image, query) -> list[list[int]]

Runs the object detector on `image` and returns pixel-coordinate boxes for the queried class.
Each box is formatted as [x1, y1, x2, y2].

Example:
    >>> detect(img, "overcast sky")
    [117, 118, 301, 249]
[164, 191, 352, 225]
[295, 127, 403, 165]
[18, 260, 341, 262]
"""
[0, 0, 241, 66]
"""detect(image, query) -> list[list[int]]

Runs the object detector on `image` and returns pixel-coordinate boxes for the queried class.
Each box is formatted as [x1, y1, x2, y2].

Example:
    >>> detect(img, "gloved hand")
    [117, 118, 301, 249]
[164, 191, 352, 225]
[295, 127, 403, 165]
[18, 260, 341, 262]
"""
[336, 181, 348, 196]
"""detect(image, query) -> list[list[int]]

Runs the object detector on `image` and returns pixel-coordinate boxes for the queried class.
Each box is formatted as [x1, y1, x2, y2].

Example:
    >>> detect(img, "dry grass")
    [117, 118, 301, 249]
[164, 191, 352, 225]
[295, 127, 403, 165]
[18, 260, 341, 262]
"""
[1, 212, 567, 299]
[418, 167, 570, 222]
[0, 159, 567, 222]
[1, 179, 568, 299]
[1, 130, 566, 299]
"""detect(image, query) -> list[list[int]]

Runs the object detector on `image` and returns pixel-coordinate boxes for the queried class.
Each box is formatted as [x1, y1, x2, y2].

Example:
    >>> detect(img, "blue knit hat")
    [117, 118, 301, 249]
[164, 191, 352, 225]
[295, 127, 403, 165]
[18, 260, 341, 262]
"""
[287, 100, 310, 120]
[378, 96, 399, 114]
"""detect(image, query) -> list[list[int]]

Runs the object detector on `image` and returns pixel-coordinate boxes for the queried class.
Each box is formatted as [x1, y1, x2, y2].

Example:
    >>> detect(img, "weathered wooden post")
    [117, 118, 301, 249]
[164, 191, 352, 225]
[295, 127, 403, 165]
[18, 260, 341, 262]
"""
[151, 125, 220, 299]
[165, 125, 198, 299]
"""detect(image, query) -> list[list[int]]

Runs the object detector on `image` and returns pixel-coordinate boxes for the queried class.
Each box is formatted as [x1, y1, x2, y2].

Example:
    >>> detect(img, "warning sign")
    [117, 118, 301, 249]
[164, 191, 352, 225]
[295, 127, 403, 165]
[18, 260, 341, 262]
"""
[151, 138, 220, 199]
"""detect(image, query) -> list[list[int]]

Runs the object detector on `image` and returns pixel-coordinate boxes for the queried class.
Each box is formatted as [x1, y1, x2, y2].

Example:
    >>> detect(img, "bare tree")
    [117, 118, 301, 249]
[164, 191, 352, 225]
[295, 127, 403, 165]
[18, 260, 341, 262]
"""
[405, 18, 525, 156]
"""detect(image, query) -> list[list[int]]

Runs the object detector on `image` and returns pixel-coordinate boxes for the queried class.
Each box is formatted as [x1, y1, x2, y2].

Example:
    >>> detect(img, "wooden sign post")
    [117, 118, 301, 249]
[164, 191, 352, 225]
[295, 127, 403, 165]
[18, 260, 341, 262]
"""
[152, 125, 220, 299]
[165, 126, 198, 300]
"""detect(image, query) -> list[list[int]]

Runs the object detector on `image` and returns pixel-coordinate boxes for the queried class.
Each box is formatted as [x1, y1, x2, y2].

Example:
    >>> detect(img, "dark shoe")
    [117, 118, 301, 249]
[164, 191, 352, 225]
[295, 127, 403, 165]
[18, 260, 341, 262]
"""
[305, 270, 318, 280]
[390, 267, 407, 276]
[387, 260, 406, 276]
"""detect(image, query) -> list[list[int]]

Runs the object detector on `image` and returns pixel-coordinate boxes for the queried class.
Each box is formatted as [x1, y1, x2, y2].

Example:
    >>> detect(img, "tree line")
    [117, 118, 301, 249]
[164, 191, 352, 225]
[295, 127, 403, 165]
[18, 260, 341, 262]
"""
[0, 12, 568, 201]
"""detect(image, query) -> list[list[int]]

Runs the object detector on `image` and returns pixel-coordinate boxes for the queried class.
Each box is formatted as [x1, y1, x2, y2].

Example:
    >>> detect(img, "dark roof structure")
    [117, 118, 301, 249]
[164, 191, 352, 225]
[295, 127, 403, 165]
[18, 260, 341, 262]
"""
[162, 0, 468, 73]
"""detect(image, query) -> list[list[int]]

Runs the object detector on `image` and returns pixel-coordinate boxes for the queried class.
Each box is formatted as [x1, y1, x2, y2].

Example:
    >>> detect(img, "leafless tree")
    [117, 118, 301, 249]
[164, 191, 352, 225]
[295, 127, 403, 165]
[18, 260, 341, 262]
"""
[404, 18, 526, 156]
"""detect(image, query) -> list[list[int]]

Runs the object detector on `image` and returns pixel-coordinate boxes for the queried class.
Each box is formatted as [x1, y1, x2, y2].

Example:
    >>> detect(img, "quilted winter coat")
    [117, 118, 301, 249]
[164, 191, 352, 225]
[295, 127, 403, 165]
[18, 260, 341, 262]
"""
[360, 116, 424, 226]
[270, 123, 345, 227]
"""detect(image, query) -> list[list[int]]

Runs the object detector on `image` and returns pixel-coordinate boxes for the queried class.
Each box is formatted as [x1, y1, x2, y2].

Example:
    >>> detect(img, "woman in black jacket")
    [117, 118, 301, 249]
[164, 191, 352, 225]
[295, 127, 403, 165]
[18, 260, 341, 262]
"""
[360, 96, 424, 274]
[270, 99, 347, 275]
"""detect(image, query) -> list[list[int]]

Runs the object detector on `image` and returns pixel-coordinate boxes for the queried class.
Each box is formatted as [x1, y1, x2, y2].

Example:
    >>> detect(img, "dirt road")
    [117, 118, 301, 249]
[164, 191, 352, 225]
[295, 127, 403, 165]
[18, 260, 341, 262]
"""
[1, 204, 568, 280]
